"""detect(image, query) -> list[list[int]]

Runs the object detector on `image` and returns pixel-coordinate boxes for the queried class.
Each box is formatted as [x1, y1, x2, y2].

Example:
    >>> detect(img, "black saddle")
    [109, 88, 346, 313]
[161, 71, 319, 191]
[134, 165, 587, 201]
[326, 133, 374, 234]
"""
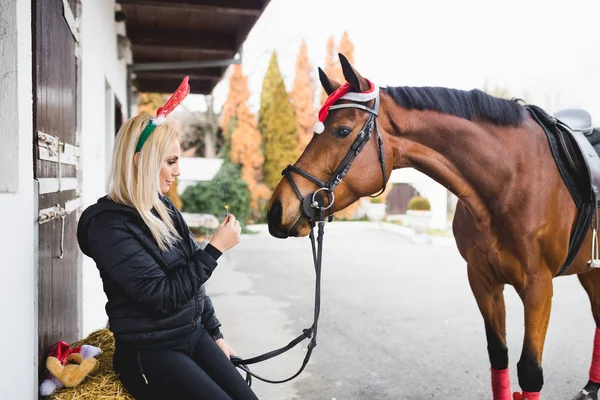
[554, 108, 600, 153]
[525, 105, 597, 275]
[555, 108, 594, 135]
[527, 105, 594, 206]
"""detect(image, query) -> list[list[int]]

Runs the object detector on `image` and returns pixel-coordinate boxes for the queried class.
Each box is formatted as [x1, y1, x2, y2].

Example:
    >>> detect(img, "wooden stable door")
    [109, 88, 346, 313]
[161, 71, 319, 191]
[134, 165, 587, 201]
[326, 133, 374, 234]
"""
[33, 0, 81, 370]
[386, 183, 420, 215]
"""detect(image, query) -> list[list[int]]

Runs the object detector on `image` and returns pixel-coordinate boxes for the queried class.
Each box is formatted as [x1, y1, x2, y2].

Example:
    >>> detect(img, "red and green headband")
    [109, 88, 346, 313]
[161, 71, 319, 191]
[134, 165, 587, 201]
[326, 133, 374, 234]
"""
[135, 76, 191, 152]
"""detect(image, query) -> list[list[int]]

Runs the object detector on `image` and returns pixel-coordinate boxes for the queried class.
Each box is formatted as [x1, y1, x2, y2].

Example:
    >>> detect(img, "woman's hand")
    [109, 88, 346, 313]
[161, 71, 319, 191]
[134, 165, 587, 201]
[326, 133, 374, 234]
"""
[215, 338, 236, 359]
[209, 214, 241, 252]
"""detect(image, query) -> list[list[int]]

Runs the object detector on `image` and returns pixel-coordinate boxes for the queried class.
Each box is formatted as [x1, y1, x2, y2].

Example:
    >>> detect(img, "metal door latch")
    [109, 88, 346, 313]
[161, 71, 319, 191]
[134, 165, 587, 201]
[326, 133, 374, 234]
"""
[38, 198, 81, 259]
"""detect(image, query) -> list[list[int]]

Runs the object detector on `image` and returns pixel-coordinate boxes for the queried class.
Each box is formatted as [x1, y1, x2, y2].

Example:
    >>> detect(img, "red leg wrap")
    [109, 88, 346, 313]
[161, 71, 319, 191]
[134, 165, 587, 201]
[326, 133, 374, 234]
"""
[491, 368, 511, 400]
[590, 328, 600, 383]
[513, 391, 540, 400]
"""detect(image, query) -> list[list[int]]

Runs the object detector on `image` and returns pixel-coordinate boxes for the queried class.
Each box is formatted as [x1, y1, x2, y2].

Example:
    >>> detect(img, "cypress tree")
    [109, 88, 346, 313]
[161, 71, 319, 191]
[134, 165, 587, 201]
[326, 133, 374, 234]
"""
[260, 52, 299, 190]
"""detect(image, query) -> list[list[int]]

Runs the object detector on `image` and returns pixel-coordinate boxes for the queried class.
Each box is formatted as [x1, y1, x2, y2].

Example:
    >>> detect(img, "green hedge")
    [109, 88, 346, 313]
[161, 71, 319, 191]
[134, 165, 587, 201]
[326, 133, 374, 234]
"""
[181, 162, 250, 223]
[407, 196, 431, 211]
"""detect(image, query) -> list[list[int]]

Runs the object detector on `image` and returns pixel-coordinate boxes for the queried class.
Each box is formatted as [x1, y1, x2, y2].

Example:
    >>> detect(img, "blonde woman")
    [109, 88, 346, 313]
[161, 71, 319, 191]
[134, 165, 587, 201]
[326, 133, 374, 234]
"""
[77, 112, 258, 400]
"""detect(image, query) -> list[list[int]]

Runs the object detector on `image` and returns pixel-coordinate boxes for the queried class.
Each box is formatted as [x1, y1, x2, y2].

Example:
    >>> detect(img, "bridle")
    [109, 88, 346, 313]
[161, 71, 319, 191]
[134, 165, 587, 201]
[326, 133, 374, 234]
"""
[230, 91, 387, 386]
[283, 93, 387, 226]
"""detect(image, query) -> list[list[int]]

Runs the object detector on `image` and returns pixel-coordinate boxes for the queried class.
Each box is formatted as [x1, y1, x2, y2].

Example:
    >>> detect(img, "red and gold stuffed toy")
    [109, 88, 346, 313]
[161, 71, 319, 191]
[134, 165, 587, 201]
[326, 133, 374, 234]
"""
[39, 341, 101, 396]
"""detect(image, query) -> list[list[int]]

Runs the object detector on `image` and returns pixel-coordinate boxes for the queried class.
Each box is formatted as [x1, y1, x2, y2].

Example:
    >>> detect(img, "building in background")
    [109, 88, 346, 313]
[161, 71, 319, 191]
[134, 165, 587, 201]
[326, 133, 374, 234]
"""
[177, 157, 224, 194]
[0, 0, 270, 398]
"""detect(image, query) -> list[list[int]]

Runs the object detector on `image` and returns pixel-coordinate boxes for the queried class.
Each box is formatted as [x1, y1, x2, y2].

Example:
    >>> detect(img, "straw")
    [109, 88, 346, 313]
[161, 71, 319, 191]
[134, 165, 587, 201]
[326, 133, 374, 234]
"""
[48, 329, 135, 400]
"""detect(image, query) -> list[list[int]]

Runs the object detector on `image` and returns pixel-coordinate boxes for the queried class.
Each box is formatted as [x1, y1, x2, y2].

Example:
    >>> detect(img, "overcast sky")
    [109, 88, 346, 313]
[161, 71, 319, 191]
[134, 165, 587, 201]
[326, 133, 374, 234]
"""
[183, 0, 600, 121]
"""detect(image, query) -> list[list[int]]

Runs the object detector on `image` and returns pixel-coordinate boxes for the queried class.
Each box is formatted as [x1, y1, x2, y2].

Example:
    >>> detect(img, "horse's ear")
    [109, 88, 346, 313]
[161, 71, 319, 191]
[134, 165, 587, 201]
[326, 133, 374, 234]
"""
[318, 67, 341, 96]
[339, 53, 370, 92]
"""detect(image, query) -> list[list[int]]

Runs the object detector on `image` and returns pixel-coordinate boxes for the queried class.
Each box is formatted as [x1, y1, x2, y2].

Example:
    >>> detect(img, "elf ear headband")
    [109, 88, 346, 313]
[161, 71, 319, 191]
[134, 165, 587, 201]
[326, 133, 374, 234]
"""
[135, 76, 191, 152]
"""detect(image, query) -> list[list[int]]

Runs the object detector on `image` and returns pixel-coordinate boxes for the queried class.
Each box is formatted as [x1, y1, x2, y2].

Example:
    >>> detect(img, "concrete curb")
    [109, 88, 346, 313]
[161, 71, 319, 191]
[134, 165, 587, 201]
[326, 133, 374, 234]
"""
[246, 221, 456, 246]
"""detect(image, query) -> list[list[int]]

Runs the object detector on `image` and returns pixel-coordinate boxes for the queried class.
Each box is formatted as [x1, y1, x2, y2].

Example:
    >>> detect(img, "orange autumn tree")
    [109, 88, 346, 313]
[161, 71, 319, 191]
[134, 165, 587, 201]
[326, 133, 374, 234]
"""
[291, 40, 316, 152]
[138, 92, 165, 116]
[338, 32, 355, 67]
[335, 33, 392, 207]
[320, 36, 337, 104]
[327, 32, 362, 219]
[222, 65, 270, 222]
[320, 32, 356, 104]
[230, 105, 271, 222]
[220, 66, 247, 135]
[331, 31, 355, 84]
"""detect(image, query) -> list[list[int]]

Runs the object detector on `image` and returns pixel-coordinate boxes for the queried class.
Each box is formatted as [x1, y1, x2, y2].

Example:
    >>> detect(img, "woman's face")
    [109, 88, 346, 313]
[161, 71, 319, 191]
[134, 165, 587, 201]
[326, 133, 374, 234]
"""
[159, 140, 181, 194]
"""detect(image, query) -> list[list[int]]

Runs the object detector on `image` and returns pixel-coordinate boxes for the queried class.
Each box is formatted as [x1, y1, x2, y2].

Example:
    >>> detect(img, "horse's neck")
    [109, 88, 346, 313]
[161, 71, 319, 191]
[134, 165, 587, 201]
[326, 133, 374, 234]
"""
[384, 109, 527, 227]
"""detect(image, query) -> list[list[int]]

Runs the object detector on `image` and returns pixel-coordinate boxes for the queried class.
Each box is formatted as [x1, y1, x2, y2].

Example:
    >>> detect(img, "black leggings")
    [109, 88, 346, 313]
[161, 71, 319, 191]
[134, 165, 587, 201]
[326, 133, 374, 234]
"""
[113, 328, 259, 400]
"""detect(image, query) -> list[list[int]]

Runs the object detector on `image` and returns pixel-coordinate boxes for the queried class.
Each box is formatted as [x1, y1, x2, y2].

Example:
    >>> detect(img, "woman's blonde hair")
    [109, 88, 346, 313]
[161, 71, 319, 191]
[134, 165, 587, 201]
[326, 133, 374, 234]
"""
[108, 114, 181, 250]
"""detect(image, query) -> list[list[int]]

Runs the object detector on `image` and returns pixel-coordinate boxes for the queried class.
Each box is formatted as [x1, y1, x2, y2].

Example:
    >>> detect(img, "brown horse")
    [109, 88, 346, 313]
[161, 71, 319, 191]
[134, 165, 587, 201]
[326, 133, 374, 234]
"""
[266, 54, 600, 400]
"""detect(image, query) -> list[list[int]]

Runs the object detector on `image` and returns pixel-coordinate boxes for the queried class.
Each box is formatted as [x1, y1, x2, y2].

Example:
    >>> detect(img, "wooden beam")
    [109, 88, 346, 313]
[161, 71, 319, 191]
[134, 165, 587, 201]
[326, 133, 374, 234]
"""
[132, 44, 233, 57]
[131, 58, 238, 72]
[135, 78, 217, 94]
[128, 28, 236, 55]
[119, 0, 264, 16]
[136, 70, 222, 81]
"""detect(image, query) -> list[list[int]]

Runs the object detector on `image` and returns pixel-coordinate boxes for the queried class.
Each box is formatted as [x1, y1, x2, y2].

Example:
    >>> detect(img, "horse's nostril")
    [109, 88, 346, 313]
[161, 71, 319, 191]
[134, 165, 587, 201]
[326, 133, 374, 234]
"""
[268, 200, 282, 222]
[267, 200, 288, 238]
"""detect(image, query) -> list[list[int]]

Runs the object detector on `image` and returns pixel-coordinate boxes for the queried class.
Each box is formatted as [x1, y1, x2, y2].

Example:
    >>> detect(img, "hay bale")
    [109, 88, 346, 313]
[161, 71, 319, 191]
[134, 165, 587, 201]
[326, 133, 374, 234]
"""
[48, 329, 135, 400]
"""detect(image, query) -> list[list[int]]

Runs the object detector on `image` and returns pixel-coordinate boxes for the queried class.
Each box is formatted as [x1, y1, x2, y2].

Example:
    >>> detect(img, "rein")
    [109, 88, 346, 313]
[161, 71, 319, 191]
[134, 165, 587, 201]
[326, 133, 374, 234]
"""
[230, 211, 325, 386]
[231, 93, 386, 386]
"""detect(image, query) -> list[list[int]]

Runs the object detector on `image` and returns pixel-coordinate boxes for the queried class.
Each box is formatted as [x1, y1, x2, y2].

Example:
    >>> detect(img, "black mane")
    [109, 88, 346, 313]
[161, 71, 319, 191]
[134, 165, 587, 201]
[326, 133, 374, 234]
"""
[382, 86, 524, 126]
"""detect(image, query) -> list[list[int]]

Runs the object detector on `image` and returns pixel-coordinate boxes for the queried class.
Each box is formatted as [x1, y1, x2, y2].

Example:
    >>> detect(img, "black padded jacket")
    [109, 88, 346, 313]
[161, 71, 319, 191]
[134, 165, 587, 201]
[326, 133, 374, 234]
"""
[77, 195, 222, 343]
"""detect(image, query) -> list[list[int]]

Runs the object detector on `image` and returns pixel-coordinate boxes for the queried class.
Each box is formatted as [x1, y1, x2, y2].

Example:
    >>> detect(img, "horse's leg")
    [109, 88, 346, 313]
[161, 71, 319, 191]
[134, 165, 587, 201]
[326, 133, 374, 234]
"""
[468, 265, 512, 400]
[513, 274, 553, 400]
[573, 269, 600, 400]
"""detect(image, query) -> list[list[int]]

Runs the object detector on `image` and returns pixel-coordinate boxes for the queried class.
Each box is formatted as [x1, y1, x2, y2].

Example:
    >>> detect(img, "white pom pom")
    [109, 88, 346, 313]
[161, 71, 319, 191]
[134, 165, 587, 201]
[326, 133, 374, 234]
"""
[40, 378, 59, 396]
[79, 345, 102, 359]
[313, 121, 325, 134]
[153, 115, 167, 126]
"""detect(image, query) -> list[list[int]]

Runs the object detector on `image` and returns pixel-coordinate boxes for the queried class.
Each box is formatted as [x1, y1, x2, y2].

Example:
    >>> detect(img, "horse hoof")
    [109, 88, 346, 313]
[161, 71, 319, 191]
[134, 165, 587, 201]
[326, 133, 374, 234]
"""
[573, 390, 596, 400]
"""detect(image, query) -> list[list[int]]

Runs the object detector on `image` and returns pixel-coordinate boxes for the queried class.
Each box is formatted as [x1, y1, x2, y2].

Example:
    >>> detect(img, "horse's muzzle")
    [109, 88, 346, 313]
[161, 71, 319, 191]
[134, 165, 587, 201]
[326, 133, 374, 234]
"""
[267, 199, 289, 238]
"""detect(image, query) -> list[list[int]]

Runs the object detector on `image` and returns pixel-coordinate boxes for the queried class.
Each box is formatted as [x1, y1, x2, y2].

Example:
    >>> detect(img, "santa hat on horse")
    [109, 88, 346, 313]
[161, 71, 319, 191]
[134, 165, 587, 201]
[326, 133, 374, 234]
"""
[313, 78, 379, 134]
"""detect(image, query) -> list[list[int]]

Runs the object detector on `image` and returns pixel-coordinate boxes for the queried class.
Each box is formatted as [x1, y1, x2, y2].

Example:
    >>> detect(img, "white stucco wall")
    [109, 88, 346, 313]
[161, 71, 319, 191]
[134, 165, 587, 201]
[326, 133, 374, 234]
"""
[79, 0, 130, 337]
[390, 168, 449, 230]
[177, 157, 224, 194]
[0, 0, 35, 398]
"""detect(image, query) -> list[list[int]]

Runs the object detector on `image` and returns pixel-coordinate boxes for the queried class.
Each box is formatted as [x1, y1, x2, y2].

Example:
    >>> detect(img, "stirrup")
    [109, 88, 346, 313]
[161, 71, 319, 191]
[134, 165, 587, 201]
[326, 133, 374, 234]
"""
[588, 229, 600, 268]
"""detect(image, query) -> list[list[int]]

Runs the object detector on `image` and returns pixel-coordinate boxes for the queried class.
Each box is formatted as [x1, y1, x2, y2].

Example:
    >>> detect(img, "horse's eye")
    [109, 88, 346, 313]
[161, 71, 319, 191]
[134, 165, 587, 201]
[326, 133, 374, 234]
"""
[335, 127, 352, 138]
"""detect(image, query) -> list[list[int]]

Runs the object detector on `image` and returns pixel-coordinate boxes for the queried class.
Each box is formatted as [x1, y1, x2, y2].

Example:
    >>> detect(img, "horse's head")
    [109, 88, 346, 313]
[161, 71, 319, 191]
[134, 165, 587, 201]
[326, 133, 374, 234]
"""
[267, 54, 393, 238]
